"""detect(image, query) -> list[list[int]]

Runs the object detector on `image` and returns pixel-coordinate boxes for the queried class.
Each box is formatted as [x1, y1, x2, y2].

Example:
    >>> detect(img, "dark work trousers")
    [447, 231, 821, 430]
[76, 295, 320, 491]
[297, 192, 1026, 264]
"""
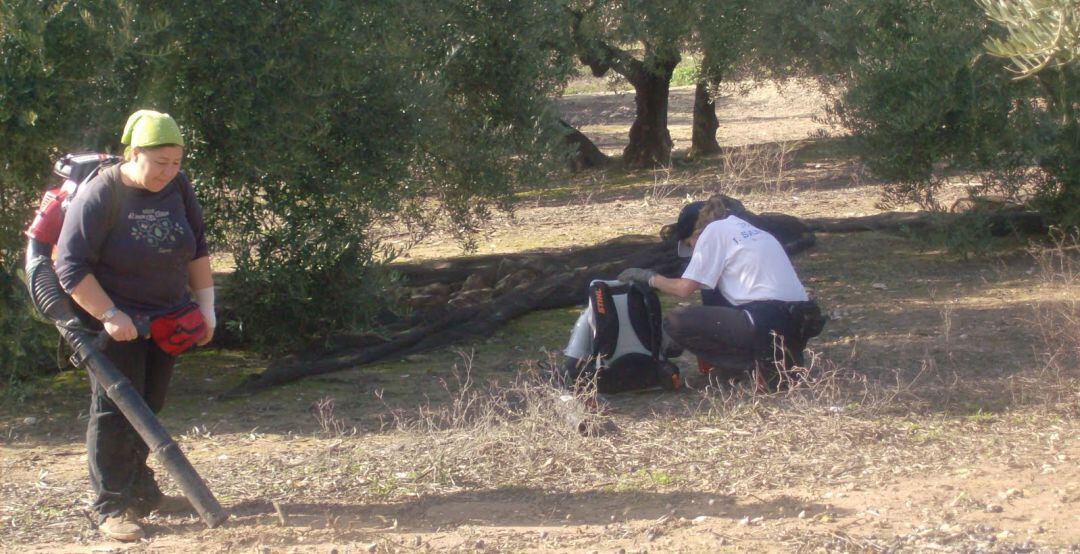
[663, 305, 757, 379]
[86, 337, 175, 523]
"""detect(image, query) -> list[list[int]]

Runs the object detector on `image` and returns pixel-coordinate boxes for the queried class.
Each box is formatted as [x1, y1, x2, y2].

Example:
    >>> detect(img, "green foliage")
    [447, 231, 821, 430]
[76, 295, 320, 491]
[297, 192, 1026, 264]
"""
[908, 214, 999, 260]
[781, 0, 1080, 229]
[670, 56, 700, 87]
[979, 0, 1079, 78]
[0, 266, 54, 399]
[0, 1, 135, 385]
[979, 0, 1080, 227]
[1, 0, 573, 371]
[822, 0, 1017, 206]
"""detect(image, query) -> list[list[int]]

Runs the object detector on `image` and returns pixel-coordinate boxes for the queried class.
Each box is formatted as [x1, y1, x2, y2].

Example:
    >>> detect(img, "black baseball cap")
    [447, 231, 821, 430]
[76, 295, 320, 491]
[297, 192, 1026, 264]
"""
[673, 201, 704, 257]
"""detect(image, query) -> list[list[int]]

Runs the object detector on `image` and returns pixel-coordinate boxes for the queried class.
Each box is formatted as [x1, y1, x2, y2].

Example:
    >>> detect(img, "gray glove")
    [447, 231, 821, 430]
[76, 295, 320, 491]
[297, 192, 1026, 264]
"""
[618, 268, 658, 288]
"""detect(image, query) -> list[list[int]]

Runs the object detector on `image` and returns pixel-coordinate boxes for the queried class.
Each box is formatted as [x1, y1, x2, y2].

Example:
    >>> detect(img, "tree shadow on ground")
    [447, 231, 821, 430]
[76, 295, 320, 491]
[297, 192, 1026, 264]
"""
[153, 488, 834, 540]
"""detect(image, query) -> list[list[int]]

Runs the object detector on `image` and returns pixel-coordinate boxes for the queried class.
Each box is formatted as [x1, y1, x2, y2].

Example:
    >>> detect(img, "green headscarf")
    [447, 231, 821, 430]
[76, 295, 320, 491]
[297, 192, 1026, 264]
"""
[121, 110, 184, 154]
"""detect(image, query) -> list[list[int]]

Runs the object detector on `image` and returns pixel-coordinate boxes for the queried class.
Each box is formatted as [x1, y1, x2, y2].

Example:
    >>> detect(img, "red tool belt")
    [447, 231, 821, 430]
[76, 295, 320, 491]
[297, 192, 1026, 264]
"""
[150, 303, 207, 356]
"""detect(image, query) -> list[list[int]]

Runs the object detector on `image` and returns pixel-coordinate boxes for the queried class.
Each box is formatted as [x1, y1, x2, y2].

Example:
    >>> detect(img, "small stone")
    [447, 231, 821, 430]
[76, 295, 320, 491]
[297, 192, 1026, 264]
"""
[539, 531, 548, 539]
[692, 516, 708, 524]
[999, 488, 1023, 500]
[797, 510, 807, 519]
[708, 498, 716, 506]
[738, 516, 750, 526]
[986, 504, 1004, 513]
[22, 417, 37, 425]
[475, 539, 485, 549]
[364, 544, 377, 553]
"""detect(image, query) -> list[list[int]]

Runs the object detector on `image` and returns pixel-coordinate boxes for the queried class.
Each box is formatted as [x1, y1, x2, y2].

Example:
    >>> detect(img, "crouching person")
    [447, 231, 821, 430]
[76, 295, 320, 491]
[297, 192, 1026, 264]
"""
[619, 196, 824, 390]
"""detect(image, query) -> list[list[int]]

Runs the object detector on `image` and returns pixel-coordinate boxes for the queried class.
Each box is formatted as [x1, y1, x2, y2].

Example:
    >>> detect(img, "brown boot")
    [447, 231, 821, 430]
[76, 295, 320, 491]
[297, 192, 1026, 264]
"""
[153, 494, 194, 515]
[99, 511, 145, 542]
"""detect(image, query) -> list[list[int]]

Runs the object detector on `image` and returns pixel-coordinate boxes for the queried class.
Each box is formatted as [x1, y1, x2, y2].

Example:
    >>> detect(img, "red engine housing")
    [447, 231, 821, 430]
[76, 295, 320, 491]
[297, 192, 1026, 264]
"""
[25, 188, 69, 246]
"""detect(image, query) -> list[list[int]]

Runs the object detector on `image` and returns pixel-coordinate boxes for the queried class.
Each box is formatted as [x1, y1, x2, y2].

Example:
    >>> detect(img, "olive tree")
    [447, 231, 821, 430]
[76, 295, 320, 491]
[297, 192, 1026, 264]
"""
[0, 0, 572, 385]
[774, 0, 1080, 228]
[565, 0, 814, 166]
[567, 0, 695, 168]
[688, 1, 755, 158]
[979, 0, 1080, 226]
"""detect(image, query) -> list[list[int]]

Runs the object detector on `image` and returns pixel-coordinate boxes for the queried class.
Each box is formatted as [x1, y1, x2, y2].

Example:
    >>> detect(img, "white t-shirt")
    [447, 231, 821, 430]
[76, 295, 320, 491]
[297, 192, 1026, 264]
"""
[682, 215, 809, 306]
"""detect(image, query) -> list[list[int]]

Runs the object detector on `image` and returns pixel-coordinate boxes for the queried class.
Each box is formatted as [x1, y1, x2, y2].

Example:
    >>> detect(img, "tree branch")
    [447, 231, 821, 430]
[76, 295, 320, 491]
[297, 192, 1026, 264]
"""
[568, 8, 646, 83]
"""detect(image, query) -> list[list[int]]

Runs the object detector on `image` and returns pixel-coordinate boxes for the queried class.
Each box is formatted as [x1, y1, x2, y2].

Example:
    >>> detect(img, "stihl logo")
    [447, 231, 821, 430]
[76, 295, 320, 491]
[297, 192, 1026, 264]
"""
[593, 289, 606, 314]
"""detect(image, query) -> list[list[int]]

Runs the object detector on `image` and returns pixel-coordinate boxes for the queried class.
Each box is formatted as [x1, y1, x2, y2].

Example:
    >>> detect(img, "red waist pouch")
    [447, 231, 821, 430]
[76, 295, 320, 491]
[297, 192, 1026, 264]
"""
[150, 303, 207, 356]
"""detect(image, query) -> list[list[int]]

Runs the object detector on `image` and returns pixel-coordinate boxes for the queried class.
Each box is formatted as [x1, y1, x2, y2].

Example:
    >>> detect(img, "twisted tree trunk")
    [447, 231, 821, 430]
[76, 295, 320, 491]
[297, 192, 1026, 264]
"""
[623, 49, 679, 168]
[689, 74, 721, 158]
[570, 11, 678, 169]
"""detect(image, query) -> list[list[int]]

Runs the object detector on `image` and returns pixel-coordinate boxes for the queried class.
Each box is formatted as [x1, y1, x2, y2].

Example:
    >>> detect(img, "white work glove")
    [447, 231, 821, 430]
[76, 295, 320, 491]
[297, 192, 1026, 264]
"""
[193, 287, 216, 345]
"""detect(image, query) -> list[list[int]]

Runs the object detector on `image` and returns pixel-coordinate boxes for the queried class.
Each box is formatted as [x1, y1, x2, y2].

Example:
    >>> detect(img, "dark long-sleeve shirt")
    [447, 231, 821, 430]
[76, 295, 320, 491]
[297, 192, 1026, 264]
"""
[55, 164, 208, 317]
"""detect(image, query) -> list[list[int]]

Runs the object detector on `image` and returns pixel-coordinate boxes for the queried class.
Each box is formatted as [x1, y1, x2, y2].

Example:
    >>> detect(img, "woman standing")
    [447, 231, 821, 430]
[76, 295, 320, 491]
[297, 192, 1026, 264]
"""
[55, 110, 215, 541]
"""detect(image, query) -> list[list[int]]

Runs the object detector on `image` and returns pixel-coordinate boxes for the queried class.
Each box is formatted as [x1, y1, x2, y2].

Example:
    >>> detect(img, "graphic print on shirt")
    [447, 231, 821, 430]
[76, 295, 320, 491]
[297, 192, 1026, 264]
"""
[732, 221, 762, 245]
[129, 209, 185, 253]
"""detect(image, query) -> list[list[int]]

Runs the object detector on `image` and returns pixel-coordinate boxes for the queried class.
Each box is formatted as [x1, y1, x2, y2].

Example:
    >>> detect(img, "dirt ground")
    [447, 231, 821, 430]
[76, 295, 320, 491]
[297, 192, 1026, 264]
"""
[2, 81, 1078, 553]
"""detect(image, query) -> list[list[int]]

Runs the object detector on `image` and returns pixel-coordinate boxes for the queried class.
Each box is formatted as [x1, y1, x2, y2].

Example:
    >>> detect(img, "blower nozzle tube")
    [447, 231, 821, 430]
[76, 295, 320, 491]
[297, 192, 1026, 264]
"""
[24, 239, 228, 529]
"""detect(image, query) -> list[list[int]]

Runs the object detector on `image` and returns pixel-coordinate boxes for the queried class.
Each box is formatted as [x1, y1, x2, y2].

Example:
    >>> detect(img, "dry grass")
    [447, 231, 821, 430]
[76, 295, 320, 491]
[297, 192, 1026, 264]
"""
[1014, 230, 1080, 409]
[5, 230, 1079, 552]
[714, 140, 803, 198]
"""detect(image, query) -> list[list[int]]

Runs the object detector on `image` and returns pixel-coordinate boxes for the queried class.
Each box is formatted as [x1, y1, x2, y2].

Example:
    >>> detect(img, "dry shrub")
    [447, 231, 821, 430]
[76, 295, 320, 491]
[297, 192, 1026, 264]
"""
[369, 347, 953, 498]
[695, 355, 919, 423]
[714, 140, 801, 197]
[404, 346, 939, 492]
[376, 351, 620, 489]
[1015, 230, 1080, 409]
[311, 396, 355, 437]
[645, 166, 683, 203]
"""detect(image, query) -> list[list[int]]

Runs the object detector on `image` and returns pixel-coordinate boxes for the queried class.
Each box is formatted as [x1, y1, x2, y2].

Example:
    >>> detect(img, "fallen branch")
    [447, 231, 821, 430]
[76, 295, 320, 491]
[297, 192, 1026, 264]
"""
[805, 210, 1045, 235]
[223, 241, 683, 397]
[223, 212, 818, 396]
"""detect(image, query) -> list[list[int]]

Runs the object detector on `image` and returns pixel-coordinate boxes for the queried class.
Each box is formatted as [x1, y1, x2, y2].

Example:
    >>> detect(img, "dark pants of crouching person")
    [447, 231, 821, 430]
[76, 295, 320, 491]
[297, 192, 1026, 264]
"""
[663, 305, 758, 382]
[664, 299, 812, 388]
[86, 337, 176, 523]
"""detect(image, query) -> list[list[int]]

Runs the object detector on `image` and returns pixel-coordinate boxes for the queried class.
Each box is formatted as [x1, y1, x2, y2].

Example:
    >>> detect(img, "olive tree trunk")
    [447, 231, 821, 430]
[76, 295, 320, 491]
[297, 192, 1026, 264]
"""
[623, 55, 679, 168]
[690, 80, 721, 157]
